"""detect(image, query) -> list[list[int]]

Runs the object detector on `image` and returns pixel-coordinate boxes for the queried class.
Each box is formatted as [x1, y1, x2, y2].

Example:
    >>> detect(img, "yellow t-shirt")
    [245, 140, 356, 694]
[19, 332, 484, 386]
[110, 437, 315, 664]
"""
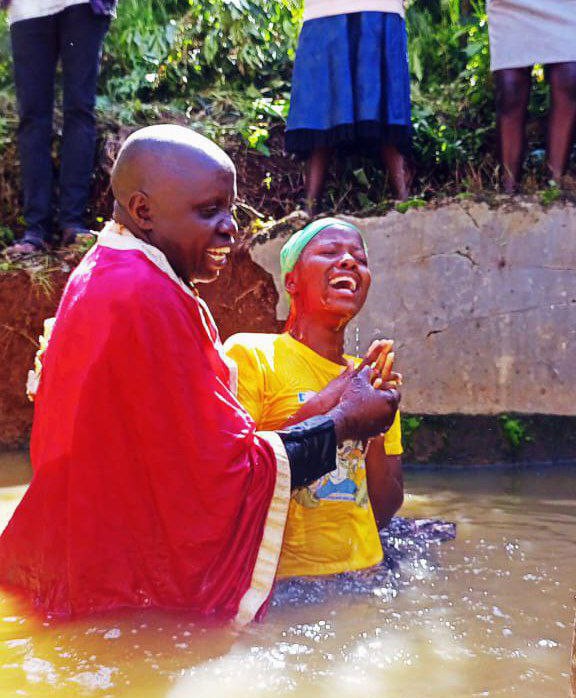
[224, 332, 403, 578]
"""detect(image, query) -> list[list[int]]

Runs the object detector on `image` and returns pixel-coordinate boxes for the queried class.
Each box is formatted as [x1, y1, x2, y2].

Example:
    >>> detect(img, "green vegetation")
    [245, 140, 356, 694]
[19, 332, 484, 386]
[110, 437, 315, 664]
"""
[0, 0, 571, 242]
[398, 414, 552, 464]
[395, 198, 427, 213]
[96, 0, 299, 145]
[400, 415, 423, 454]
[539, 181, 563, 206]
[499, 414, 533, 453]
[0, 225, 13, 248]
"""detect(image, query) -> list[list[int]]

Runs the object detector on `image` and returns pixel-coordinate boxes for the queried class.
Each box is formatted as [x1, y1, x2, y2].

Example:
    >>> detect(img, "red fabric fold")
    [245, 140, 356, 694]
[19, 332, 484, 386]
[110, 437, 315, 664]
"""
[0, 246, 279, 620]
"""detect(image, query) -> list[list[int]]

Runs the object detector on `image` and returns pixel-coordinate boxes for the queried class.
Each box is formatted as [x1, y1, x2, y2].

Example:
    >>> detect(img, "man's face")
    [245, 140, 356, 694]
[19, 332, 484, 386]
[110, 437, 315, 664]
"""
[287, 227, 371, 323]
[144, 155, 238, 283]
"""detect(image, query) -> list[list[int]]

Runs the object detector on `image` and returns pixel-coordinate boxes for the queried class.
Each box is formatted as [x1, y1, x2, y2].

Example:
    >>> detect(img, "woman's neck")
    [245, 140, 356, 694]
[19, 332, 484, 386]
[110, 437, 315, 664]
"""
[288, 316, 347, 365]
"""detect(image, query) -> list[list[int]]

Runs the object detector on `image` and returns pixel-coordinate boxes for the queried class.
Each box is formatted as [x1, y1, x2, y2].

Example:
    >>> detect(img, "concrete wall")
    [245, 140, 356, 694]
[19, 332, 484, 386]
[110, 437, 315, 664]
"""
[251, 199, 576, 415]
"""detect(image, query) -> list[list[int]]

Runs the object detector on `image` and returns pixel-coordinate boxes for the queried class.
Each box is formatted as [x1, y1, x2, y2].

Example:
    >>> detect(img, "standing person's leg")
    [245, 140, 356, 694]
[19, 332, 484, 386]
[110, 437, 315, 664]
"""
[494, 67, 532, 194]
[9, 16, 59, 252]
[306, 147, 332, 214]
[547, 61, 576, 183]
[381, 143, 409, 201]
[58, 4, 110, 243]
[374, 13, 412, 202]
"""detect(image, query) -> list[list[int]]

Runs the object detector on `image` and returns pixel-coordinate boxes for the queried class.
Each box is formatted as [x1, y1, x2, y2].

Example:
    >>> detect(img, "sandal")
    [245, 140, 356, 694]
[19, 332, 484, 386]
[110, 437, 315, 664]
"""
[3, 234, 48, 261]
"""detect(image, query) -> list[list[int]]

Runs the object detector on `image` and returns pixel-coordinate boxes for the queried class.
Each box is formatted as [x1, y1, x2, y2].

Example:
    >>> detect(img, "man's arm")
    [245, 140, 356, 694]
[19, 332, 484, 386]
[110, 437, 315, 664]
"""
[281, 369, 400, 489]
[280, 361, 355, 428]
[365, 436, 404, 529]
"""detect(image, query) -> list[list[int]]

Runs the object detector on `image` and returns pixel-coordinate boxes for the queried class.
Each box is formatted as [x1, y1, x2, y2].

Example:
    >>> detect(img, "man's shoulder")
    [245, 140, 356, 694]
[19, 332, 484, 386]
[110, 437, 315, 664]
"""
[70, 246, 179, 306]
[58, 246, 198, 338]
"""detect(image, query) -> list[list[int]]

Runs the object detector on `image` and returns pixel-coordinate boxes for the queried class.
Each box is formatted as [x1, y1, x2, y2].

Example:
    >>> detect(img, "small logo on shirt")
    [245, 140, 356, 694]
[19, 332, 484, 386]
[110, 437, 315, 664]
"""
[297, 390, 316, 404]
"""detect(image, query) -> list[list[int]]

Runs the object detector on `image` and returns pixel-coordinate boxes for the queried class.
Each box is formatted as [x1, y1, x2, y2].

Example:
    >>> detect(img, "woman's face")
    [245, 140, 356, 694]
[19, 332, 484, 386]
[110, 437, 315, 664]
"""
[286, 226, 371, 325]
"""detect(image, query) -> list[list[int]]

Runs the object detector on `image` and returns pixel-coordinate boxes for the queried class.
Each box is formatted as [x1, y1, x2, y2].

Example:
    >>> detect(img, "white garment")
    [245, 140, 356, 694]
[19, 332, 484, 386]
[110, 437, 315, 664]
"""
[487, 0, 576, 70]
[303, 0, 405, 22]
[8, 0, 89, 25]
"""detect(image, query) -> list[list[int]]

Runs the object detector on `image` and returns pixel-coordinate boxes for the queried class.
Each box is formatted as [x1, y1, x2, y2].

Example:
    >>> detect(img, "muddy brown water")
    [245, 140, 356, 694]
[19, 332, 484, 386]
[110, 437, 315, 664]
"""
[0, 453, 573, 698]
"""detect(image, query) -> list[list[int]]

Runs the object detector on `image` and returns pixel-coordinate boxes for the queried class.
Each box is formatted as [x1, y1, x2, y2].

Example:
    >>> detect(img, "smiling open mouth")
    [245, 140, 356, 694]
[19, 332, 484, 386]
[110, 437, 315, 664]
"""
[205, 247, 231, 264]
[328, 275, 358, 292]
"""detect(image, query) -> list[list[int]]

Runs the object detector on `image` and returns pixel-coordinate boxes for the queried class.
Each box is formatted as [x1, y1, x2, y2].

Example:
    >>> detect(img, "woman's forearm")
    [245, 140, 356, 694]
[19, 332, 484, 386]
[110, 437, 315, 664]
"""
[280, 393, 331, 428]
[366, 439, 404, 529]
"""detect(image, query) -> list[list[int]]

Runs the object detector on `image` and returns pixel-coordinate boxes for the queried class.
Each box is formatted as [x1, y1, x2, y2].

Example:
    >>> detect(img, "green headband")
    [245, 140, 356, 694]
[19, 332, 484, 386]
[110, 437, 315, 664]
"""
[280, 217, 366, 290]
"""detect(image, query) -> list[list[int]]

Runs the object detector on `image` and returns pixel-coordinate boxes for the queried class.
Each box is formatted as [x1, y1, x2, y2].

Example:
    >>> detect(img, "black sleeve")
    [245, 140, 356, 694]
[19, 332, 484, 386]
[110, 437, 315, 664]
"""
[277, 415, 337, 489]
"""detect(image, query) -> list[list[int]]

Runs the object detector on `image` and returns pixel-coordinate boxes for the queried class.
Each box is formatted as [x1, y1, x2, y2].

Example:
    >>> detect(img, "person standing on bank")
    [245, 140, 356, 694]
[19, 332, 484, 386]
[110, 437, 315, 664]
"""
[285, 0, 412, 212]
[2, 0, 116, 256]
[487, 0, 576, 193]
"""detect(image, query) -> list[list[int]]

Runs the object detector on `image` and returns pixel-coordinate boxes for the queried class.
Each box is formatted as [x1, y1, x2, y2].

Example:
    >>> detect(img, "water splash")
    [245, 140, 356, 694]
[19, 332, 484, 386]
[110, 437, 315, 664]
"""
[271, 517, 456, 608]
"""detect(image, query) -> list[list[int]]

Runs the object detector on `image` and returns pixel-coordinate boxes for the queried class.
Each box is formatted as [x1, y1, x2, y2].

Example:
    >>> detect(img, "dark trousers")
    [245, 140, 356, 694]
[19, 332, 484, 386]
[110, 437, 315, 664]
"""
[10, 4, 110, 243]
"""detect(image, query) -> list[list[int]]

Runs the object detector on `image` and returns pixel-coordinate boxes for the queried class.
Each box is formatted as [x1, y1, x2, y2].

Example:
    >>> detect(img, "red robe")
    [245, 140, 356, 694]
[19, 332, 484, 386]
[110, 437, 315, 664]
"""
[0, 228, 290, 622]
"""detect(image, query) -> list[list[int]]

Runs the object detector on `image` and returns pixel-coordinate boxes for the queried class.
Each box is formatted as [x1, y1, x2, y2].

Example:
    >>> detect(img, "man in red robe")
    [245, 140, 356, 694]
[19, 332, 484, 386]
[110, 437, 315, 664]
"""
[0, 125, 400, 623]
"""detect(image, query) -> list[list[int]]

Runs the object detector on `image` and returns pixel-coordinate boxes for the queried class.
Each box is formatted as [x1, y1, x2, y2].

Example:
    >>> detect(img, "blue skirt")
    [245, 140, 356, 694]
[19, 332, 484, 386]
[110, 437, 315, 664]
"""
[285, 12, 412, 157]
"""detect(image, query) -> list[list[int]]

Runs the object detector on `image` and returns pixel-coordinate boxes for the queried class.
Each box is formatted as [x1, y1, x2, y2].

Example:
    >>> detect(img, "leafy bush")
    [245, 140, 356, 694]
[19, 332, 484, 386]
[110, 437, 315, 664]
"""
[409, 0, 494, 177]
[401, 415, 423, 453]
[0, 19, 11, 90]
[168, 0, 301, 89]
[99, 0, 187, 102]
[100, 0, 299, 100]
[96, 0, 299, 151]
[407, 0, 553, 191]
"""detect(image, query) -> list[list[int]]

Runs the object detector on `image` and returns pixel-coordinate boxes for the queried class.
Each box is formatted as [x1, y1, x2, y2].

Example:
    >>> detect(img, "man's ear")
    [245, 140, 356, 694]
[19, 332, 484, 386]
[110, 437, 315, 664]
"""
[128, 191, 153, 230]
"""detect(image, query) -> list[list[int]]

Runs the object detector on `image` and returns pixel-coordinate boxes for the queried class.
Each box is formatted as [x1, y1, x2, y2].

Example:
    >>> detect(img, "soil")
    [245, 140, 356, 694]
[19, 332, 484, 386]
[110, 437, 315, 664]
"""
[0, 270, 70, 449]
[199, 247, 282, 339]
[2, 101, 576, 246]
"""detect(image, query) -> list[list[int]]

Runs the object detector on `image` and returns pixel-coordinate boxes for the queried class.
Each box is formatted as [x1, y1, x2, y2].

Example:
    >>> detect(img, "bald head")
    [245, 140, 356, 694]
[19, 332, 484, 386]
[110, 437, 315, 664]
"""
[111, 124, 235, 207]
[108, 124, 238, 284]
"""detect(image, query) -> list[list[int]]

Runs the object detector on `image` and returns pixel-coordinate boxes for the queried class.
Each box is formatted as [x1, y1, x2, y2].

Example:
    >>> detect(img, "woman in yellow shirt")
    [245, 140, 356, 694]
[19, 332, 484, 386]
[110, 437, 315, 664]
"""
[224, 217, 404, 579]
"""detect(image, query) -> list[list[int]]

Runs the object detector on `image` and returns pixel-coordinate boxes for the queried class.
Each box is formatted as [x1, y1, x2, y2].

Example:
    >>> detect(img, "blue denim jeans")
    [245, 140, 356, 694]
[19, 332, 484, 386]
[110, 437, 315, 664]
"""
[10, 4, 110, 244]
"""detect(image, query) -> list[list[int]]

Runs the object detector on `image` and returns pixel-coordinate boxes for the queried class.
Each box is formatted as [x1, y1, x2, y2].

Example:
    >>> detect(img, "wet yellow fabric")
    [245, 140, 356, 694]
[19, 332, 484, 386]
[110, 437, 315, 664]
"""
[224, 332, 403, 578]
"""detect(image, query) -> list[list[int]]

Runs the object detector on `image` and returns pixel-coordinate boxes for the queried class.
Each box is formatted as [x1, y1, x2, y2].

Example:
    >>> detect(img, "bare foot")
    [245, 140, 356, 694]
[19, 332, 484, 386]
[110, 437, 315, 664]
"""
[502, 173, 519, 195]
[304, 197, 323, 216]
